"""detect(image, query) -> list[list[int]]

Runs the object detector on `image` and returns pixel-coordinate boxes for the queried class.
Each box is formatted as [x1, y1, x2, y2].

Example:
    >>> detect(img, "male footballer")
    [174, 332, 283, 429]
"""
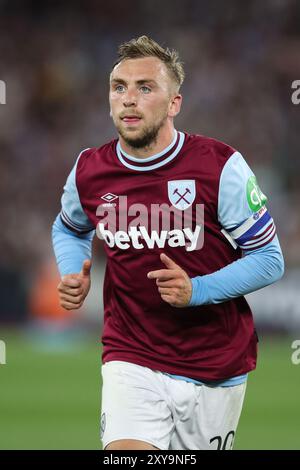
[52, 36, 284, 450]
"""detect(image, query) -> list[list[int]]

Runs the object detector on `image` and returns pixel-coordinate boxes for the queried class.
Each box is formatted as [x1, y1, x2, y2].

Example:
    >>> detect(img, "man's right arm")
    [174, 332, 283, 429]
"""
[52, 149, 95, 309]
[52, 215, 94, 276]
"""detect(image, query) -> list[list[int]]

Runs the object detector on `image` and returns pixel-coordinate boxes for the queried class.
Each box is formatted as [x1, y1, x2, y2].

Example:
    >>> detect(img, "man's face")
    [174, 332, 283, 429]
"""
[109, 57, 180, 149]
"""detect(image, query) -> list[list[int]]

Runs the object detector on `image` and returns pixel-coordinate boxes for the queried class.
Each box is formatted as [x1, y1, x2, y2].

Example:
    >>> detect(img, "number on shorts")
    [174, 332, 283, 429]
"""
[209, 430, 235, 450]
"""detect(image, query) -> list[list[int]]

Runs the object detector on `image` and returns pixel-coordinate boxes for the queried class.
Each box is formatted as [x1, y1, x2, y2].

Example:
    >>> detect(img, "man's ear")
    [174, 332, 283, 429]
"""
[168, 94, 182, 118]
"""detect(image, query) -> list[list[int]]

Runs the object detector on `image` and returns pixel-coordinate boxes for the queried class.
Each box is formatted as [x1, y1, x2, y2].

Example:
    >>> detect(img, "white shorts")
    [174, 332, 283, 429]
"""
[101, 360, 247, 450]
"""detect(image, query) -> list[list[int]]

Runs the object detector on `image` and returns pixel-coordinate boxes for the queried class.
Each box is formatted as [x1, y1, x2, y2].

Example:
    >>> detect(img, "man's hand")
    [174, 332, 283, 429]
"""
[147, 253, 192, 307]
[57, 259, 92, 310]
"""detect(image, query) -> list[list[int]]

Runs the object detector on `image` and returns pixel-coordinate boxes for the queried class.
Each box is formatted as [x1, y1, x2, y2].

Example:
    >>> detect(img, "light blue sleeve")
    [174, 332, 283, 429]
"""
[189, 151, 284, 306]
[52, 149, 95, 276]
[52, 215, 95, 276]
[60, 148, 95, 234]
[218, 151, 255, 231]
[189, 235, 284, 305]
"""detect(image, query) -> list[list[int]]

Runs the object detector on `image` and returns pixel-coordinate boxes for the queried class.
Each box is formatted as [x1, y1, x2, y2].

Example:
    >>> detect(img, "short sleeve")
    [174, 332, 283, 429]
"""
[218, 151, 276, 251]
[60, 149, 95, 234]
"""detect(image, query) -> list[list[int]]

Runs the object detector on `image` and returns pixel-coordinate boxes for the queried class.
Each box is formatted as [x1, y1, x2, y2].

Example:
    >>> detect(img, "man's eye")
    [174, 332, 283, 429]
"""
[140, 86, 151, 93]
[115, 85, 125, 92]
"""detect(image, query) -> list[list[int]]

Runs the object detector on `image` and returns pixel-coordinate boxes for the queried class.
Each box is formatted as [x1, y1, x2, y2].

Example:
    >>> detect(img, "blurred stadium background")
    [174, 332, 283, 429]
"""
[0, 0, 299, 450]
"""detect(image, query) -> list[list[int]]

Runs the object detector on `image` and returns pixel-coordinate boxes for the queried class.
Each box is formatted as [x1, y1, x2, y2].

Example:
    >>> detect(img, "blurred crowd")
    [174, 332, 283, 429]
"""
[0, 0, 299, 322]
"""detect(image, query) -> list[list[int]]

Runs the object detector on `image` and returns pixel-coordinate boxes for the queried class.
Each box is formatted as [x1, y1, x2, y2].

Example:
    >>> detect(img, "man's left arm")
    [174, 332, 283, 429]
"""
[190, 150, 284, 305]
[189, 235, 284, 306]
[148, 151, 284, 307]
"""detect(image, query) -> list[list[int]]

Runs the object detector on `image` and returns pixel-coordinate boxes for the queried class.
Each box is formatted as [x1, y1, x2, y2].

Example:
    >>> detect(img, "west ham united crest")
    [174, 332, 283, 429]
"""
[168, 180, 196, 210]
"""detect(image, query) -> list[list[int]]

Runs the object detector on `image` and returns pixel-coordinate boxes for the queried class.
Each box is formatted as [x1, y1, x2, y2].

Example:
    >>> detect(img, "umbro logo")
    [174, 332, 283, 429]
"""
[101, 193, 118, 202]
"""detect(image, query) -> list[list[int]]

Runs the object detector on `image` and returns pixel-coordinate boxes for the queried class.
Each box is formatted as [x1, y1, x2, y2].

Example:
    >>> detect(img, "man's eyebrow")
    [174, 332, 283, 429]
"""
[135, 79, 157, 86]
[110, 78, 157, 86]
[110, 78, 127, 85]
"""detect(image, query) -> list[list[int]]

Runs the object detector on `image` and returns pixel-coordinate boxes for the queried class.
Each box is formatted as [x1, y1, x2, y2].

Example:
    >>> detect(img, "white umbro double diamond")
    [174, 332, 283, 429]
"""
[101, 193, 118, 202]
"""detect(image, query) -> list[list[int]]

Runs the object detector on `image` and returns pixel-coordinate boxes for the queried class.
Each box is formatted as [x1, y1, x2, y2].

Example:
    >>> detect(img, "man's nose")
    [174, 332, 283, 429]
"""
[123, 89, 137, 107]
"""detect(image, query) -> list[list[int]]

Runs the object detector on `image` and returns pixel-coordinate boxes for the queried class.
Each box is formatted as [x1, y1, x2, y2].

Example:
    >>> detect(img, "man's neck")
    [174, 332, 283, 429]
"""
[119, 125, 176, 159]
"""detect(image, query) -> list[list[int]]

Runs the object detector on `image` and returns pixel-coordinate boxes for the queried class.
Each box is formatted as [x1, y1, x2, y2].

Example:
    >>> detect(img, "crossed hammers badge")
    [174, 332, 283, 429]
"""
[167, 180, 196, 210]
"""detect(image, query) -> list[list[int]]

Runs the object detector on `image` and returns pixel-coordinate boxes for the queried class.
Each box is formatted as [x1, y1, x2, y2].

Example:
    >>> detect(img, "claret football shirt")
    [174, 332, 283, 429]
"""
[59, 131, 275, 381]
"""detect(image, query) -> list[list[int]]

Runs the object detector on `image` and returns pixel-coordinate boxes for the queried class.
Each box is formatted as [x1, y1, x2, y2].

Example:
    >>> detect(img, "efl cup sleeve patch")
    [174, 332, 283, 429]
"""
[246, 176, 268, 211]
[227, 206, 276, 251]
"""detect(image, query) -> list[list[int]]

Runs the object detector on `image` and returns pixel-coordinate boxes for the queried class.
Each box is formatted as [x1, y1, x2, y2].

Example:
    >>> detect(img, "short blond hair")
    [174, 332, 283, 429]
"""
[113, 35, 185, 90]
